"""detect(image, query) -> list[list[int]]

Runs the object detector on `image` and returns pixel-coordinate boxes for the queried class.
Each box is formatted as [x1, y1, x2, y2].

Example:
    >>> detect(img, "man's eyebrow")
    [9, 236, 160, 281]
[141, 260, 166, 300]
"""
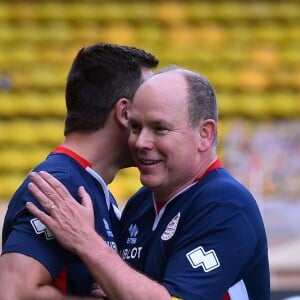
[127, 115, 139, 124]
[151, 120, 167, 126]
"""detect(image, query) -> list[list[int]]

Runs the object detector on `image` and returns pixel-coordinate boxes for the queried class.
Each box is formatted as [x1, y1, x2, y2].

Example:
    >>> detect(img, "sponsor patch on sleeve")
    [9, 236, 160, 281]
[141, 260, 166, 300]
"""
[186, 246, 220, 272]
[30, 218, 55, 240]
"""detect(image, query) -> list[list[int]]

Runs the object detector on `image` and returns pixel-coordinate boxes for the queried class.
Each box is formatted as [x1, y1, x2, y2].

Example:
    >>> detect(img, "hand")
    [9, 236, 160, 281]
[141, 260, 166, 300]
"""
[26, 171, 96, 254]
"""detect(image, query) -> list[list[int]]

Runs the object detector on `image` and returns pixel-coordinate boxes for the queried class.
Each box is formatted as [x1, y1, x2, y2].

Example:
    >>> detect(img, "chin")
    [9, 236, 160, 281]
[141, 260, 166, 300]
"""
[140, 176, 160, 190]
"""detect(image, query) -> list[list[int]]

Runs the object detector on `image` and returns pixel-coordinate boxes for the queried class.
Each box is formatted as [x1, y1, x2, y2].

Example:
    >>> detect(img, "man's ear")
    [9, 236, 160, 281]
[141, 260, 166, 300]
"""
[114, 98, 131, 128]
[197, 119, 217, 151]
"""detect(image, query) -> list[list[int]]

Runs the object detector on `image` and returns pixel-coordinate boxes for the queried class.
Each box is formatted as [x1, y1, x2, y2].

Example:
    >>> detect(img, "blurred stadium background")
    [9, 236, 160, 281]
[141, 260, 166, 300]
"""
[0, 0, 299, 298]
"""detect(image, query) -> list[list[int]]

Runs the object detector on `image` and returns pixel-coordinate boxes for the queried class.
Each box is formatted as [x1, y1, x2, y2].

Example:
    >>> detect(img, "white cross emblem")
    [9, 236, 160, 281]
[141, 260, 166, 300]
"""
[30, 218, 54, 240]
[186, 246, 220, 272]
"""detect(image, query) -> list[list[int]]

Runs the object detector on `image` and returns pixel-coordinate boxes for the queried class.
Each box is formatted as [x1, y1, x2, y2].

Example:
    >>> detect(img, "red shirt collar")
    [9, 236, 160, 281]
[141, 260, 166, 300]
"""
[193, 158, 222, 182]
[155, 159, 222, 213]
[53, 145, 92, 169]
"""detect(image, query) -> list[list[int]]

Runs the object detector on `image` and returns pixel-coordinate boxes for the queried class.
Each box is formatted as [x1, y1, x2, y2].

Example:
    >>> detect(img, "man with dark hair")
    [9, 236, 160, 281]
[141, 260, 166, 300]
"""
[0, 43, 158, 299]
[24, 67, 270, 299]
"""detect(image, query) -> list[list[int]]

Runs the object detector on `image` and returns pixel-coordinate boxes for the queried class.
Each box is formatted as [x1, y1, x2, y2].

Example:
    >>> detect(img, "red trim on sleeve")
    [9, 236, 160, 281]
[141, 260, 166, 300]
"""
[223, 292, 231, 300]
[53, 267, 67, 294]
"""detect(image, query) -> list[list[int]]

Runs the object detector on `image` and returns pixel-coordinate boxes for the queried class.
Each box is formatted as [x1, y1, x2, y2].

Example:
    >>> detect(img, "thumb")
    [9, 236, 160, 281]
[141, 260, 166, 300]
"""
[78, 186, 93, 210]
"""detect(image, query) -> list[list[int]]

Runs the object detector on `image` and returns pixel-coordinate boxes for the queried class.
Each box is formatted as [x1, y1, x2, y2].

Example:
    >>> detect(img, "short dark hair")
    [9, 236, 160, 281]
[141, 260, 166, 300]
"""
[64, 43, 158, 135]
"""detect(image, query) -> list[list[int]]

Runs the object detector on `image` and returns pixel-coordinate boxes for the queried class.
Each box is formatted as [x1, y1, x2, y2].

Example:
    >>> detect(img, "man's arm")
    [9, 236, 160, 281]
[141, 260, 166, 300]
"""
[0, 252, 104, 300]
[72, 228, 171, 300]
[0, 252, 65, 300]
[26, 171, 172, 300]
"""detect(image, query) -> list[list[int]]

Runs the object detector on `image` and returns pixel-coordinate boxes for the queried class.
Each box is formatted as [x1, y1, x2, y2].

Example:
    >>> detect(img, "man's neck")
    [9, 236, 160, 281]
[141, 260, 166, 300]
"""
[62, 132, 120, 184]
[153, 152, 218, 203]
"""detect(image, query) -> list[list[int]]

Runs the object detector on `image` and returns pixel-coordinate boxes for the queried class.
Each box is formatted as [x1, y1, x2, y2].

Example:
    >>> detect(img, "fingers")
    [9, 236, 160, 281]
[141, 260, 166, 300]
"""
[29, 171, 69, 205]
[37, 171, 72, 202]
[27, 180, 56, 212]
[26, 180, 57, 217]
[28, 172, 61, 209]
[28, 171, 78, 213]
[25, 201, 54, 228]
[49, 204, 57, 212]
[27, 171, 93, 223]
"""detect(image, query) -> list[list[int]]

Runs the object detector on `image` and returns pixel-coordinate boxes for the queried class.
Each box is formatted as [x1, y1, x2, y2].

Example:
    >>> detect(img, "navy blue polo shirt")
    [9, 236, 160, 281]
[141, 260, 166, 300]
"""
[118, 164, 270, 300]
[2, 146, 120, 296]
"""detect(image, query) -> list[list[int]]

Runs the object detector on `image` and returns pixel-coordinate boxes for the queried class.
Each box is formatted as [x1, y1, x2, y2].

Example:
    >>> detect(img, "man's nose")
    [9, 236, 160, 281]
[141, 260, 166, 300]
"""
[134, 129, 153, 149]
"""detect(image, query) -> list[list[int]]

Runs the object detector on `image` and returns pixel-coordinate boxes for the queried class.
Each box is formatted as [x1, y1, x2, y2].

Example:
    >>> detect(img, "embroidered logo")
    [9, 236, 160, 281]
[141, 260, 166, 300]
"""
[186, 246, 220, 272]
[103, 218, 114, 237]
[127, 224, 139, 244]
[161, 212, 180, 241]
[30, 218, 54, 240]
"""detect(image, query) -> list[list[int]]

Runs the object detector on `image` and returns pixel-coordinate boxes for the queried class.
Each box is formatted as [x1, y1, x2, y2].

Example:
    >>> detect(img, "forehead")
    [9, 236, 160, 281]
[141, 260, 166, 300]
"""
[132, 72, 188, 110]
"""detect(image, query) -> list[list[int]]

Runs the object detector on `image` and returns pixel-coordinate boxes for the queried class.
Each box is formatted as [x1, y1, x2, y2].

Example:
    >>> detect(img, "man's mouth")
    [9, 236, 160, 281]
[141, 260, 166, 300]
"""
[139, 159, 161, 165]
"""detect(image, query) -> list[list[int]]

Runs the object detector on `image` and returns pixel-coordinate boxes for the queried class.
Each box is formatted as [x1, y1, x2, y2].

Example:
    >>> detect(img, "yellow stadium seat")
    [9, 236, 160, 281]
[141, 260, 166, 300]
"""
[8, 3, 39, 21]
[0, 92, 66, 117]
[218, 93, 239, 117]
[237, 95, 269, 119]
[10, 67, 66, 90]
[0, 173, 26, 199]
[0, 147, 50, 171]
[109, 167, 142, 202]
[235, 67, 270, 91]
[0, 119, 63, 146]
[269, 94, 300, 118]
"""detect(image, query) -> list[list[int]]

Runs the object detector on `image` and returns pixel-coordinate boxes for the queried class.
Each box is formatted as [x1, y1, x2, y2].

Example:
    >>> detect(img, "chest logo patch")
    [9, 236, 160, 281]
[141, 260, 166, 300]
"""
[30, 218, 54, 240]
[127, 224, 139, 244]
[186, 246, 220, 272]
[161, 212, 180, 241]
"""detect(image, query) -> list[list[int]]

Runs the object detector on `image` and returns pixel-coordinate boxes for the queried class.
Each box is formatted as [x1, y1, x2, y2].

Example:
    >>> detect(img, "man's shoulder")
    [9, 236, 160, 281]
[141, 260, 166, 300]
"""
[122, 187, 152, 213]
[129, 186, 151, 201]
